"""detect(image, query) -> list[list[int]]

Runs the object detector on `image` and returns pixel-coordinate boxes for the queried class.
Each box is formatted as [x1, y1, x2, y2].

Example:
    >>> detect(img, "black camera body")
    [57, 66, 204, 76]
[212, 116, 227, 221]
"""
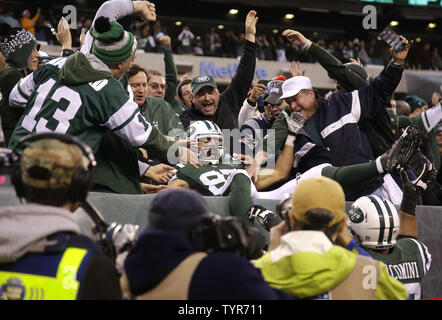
[189, 214, 265, 260]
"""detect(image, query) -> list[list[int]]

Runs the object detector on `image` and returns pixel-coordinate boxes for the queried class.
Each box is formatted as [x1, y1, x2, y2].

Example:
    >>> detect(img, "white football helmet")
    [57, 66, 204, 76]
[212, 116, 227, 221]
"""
[347, 195, 400, 250]
[186, 120, 224, 165]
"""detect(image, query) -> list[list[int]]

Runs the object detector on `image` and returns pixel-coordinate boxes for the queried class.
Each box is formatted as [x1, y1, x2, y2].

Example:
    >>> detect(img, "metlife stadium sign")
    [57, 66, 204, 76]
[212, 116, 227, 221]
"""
[200, 61, 268, 79]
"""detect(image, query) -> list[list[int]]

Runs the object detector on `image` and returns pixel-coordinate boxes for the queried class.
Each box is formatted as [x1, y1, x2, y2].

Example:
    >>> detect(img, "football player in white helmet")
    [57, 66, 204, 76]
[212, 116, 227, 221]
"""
[186, 120, 224, 165]
[168, 120, 277, 228]
[168, 120, 422, 233]
[347, 170, 432, 300]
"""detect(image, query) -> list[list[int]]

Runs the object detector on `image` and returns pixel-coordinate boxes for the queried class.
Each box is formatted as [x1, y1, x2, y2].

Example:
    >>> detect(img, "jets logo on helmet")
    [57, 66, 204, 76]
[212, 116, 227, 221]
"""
[186, 121, 224, 165]
[347, 195, 399, 250]
[348, 206, 364, 224]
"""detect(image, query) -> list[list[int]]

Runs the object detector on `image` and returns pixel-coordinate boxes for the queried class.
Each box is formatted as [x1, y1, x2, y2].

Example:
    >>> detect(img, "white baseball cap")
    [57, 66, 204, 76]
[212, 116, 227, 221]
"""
[280, 76, 313, 100]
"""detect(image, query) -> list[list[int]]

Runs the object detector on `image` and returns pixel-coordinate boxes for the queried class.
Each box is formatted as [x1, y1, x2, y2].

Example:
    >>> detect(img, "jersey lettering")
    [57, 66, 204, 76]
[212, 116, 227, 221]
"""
[22, 78, 56, 131]
[199, 170, 227, 195]
[21, 78, 82, 134]
[386, 262, 420, 280]
[89, 79, 108, 92]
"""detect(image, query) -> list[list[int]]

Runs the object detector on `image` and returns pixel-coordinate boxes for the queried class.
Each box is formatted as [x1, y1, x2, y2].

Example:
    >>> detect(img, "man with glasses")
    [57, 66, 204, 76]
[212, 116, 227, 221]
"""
[146, 69, 168, 99]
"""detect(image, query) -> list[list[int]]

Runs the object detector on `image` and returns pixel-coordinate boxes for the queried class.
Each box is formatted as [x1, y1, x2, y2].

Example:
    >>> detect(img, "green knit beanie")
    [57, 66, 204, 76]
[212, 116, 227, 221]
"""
[91, 17, 137, 65]
[0, 24, 37, 70]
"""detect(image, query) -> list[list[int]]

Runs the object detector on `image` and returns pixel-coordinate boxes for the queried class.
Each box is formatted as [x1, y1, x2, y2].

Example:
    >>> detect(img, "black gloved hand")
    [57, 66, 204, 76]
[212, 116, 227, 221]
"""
[282, 110, 306, 136]
[248, 205, 282, 231]
[399, 170, 420, 216]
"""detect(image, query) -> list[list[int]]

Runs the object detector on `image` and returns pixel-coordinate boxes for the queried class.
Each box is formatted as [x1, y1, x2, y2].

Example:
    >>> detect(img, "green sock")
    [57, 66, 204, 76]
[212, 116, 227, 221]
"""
[229, 174, 254, 227]
[322, 161, 380, 188]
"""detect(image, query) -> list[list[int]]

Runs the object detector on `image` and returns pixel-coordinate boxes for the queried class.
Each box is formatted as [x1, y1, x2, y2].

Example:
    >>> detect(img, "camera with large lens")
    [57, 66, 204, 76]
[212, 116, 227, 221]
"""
[81, 201, 138, 272]
[189, 214, 265, 260]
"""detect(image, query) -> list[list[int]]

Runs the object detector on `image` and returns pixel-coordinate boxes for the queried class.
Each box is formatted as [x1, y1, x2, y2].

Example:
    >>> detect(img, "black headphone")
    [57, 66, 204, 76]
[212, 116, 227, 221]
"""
[10, 132, 97, 203]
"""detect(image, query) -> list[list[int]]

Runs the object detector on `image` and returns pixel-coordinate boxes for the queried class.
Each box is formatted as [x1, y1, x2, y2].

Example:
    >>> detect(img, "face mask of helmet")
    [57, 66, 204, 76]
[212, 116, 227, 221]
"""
[187, 121, 224, 165]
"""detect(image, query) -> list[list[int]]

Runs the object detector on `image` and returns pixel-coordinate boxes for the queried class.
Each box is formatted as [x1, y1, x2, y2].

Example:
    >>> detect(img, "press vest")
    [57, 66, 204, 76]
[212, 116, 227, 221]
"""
[317, 255, 380, 300]
[0, 248, 87, 300]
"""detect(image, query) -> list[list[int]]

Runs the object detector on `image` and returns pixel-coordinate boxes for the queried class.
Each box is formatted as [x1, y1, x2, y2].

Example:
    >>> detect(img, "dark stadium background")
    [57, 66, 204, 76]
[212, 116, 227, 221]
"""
[1, 0, 441, 45]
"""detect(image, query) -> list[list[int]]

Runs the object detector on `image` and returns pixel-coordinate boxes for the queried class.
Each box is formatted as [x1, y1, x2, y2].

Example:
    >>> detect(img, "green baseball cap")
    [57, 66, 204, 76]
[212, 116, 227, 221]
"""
[404, 95, 428, 113]
[191, 74, 217, 94]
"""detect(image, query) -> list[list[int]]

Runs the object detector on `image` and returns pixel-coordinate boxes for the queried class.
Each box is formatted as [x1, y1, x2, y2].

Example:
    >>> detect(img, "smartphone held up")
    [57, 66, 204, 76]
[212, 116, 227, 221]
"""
[379, 27, 405, 52]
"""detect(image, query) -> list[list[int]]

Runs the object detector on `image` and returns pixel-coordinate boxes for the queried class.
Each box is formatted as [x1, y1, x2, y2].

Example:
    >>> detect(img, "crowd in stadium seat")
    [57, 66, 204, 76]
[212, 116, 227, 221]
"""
[0, 0, 441, 301]
[1, 4, 442, 69]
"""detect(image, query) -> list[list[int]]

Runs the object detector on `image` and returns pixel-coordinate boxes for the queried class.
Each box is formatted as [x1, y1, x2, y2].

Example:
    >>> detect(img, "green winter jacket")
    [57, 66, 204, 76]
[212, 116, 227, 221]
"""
[58, 54, 173, 194]
[254, 231, 409, 300]
[140, 96, 184, 136]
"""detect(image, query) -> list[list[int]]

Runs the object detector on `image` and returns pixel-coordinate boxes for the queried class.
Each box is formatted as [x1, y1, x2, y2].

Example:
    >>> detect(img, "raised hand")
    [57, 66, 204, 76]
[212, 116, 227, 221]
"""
[79, 28, 86, 47]
[133, 1, 157, 22]
[245, 10, 258, 42]
[249, 80, 266, 103]
[390, 35, 414, 65]
[289, 61, 306, 77]
[52, 17, 72, 50]
[282, 29, 309, 49]
[160, 35, 171, 47]
[431, 91, 441, 107]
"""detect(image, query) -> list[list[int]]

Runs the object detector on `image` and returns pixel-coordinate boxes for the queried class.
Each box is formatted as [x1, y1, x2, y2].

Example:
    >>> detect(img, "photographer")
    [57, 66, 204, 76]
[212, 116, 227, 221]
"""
[0, 134, 121, 300]
[254, 177, 408, 300]
[120, 188, 294, 300]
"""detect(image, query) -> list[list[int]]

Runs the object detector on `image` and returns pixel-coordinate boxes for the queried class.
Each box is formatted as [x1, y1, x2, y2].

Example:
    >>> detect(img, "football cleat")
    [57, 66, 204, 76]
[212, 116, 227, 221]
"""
[247, 205, 282, 231]
[379, 125, 421, 175]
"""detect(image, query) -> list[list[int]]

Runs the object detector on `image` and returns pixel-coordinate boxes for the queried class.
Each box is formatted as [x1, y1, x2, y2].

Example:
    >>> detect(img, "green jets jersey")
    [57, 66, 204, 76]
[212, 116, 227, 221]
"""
[368, 237, 431, 300]
[173, 161, 248, 196]
[8, 54, 172, 161]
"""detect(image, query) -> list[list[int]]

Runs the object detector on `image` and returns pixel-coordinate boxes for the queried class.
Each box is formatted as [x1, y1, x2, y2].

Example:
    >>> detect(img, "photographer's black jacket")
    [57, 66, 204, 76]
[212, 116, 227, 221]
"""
[180, 40, 257, 130]
[124, 230, 294, 299]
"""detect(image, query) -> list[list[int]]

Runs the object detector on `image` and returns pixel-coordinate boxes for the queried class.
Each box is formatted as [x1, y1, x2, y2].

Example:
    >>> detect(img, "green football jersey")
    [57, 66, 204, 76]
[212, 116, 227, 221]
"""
[172, 161, 249, 196]
[8, 56, 164, 154]
[368, 237, 431, 300]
